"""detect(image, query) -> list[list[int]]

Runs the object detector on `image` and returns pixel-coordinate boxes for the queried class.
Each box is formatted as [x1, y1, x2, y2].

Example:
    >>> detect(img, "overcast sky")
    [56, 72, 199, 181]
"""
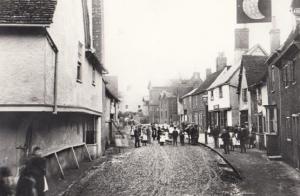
[104, 0, 294, 110]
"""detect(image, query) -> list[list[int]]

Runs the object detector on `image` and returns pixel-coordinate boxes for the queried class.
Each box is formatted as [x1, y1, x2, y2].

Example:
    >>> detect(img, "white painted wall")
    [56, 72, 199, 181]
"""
[0, 0, 103, 114]
[47, 0, 103, 113]
[0, 29, 55, 105]
[208, 85, 230, 111]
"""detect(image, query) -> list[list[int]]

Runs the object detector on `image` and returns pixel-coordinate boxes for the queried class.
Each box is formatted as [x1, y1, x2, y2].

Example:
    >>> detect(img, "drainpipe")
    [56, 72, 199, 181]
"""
[53, 51, 58, 114]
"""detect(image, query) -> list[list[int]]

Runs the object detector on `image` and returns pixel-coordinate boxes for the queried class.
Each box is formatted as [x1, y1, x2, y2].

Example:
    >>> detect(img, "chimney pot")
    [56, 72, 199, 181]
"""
[216, 52, 227, 71]
[206, 68, 212, 78]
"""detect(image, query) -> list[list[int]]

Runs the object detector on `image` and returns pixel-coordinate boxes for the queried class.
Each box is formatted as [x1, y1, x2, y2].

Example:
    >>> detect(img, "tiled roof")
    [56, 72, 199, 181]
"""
[181, 88, 198, 99]
[191, 70, 223, 96]
[242, 55, 268, 87]
[0, 0, 57, 25]
[208, 44, 267, 90]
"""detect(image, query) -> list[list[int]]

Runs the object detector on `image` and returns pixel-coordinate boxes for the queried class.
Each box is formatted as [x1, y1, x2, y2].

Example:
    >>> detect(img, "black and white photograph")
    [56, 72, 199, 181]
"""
[1, 0, 300, 195]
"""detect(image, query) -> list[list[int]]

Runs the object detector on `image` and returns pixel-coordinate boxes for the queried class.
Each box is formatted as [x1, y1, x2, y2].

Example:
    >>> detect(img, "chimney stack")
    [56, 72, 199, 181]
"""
[191, 72, 201, 80]
[216, 52, 227, 72]
[269, 16, 281, 53]
[234, 28, 249, 62]
[206, 68, 212, 78]
[92, 0, 104, 63]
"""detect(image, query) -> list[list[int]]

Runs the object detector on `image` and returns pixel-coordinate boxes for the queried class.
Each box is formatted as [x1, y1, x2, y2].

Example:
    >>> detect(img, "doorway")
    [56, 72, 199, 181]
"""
[240, 110, 248, 127]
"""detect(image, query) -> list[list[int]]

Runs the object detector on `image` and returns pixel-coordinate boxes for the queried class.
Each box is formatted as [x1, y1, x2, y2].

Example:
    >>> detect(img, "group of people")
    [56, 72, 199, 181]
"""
[131, 123, 189, 147]
[0, 147, 47, 196]
[210, 124, 255, 154]
[182, 123, 199, 145]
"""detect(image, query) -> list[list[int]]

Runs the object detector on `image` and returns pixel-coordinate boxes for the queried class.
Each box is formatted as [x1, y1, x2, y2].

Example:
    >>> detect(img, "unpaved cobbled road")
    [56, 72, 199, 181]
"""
[79, 143, 239, 196]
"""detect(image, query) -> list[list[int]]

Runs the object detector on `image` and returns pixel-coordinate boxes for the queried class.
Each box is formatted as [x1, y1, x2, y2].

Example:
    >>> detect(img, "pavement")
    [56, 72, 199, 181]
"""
[199, 133, 300, 196]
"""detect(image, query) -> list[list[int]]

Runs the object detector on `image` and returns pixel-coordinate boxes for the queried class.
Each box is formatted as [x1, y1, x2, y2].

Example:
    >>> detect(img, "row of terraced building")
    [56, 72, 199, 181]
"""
[147, 4, 300, 169]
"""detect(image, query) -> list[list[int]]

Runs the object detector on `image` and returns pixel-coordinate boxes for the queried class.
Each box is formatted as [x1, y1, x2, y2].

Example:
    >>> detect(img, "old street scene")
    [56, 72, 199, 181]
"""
[3, 0, 300, 196]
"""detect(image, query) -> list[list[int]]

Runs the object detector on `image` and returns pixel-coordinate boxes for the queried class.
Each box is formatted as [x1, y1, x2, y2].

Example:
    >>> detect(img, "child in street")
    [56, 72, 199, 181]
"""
[0, 166, 15, 196]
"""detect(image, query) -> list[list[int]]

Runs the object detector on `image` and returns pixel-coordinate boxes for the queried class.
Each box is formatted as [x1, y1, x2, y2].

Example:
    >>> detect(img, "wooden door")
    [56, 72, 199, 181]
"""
[240, 110, 248, 126]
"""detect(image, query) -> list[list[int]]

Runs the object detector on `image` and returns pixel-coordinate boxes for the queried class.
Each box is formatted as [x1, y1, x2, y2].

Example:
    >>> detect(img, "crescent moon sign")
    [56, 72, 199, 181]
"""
[242, 0, 265, 20]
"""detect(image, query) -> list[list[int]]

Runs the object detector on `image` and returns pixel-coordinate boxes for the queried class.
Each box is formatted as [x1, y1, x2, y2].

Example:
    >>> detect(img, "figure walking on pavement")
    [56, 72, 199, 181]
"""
[172, 127, 179, 146]
[221, 127, 230, 154]
[240, 125, 249, 153]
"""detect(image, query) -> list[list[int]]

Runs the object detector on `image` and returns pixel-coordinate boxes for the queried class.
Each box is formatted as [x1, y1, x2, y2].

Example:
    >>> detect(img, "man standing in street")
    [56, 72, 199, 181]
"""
[212, 125, 220, 148]
[240, 125, 248, 153]
[134, 126, 141, 148]
[173, 127, 179, 146]
[220, 127, 230, 154]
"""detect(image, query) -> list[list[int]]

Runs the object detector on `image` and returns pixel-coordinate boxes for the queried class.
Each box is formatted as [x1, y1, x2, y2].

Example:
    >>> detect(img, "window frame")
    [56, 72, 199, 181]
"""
[219, 86, 223, 98]
[271, 65, 275, 92]
[257, 87, 262, 105]
[77, 41, 83, 83]
[242, 88, 248, 102]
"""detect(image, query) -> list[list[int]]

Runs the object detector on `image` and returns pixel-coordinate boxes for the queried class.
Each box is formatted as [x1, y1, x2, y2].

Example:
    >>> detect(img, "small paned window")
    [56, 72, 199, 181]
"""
[211, 90, 214, 101]
[219, 86, 223, 98]
[77, 42, 83, 82]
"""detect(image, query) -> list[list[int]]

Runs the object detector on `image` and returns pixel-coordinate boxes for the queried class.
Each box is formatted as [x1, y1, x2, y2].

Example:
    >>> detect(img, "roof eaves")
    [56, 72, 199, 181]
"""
[0, 24, 50, 27]
[86, 50, 108, 74]
[272, 41, 300, 68]
[105, 86, 120, 102]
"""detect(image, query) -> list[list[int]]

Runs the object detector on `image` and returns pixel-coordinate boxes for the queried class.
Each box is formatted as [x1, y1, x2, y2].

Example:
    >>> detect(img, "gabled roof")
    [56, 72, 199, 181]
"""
[208, 65, 240, 90]
[238, 55, 268, 92]
[191, 69, 224, 96]
[208, 44, 268, 90]
[243, 55, 268, 86]
[181, 88, 198, 99]
[0, 0, 57, 25]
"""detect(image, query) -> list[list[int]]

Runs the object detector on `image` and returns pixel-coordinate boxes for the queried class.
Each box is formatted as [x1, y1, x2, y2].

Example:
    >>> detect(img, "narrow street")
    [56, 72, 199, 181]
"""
[77, 143, 239, 196]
